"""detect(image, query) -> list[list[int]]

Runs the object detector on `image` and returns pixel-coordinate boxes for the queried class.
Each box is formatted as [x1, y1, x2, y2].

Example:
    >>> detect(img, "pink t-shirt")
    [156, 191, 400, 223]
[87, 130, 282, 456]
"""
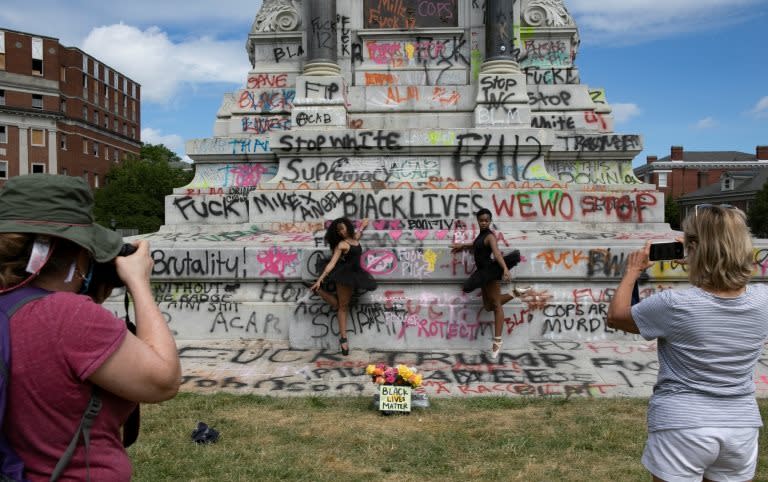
[4, 291, 135, 481]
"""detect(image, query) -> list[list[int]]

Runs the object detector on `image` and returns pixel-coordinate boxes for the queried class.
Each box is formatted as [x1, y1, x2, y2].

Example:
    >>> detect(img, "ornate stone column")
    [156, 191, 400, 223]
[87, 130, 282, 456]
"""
[303, 0, 340, 76]
[474, 0, 529, 126]
[293, 0, 348, 129]
[482, 0, 519, 74]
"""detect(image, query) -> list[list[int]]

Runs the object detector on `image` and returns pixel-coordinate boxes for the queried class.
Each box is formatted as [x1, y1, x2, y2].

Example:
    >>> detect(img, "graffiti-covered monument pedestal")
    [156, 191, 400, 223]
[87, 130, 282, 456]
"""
[118, 0, 759, 396]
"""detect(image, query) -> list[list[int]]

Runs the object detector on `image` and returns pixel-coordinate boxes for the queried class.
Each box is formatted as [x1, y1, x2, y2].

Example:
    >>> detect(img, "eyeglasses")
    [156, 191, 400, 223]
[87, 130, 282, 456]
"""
[694, 203, 738, 217]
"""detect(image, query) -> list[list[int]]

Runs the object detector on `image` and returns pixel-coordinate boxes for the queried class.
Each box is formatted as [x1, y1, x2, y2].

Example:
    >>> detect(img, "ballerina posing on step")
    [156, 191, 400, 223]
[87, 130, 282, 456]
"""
[451, 208, 529, 359]
[311, 218, 377, 356]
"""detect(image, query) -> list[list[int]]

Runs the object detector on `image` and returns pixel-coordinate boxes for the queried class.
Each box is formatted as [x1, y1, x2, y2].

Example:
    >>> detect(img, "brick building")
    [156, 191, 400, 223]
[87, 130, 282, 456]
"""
[0, 28, 141, 188]
[633, 145, 768, 201]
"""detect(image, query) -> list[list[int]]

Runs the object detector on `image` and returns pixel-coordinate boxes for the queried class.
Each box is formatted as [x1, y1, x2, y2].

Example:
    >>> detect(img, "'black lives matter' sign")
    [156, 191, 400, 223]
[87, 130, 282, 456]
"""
[364, 0, 459, 29]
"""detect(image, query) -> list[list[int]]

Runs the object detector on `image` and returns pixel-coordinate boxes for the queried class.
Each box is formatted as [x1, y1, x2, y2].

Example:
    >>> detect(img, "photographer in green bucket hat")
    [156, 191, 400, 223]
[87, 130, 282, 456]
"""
[0, 174, 180, 481]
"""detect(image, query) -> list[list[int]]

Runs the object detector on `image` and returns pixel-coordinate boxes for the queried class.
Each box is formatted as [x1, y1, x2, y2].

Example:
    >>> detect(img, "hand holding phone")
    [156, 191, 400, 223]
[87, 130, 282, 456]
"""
[648, 241, 685, 261]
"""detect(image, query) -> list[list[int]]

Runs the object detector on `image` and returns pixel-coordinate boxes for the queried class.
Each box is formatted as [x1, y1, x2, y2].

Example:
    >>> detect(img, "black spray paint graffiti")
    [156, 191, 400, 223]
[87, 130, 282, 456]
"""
[452, 133, 543, 182]
[152, 248, 247, 278]
[173, 196, 248, 221]
[558, 135, 641, 152]
[278, 131, 402, 153]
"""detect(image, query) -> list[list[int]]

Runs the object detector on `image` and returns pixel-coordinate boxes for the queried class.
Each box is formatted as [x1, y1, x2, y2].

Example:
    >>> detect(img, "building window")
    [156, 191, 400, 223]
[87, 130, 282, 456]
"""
[30, 129, 45, 146]
[105, 147, 110, 161]
[60, 133, 67, 150]
[113, 74, 118, 89]
[83, 106, 88, 121]
[104, 114, 109, 129]
[722, 177, 733, 191]
[31, 37, 43, 76]
[31, 163, 45, 174]
[32, 94, 43, 110]
[83, 139, 88, 154]
[94, 62, 100, 79]
[60, 98, 66, 113]
[0, 31, 5, 70]
[83, 171, 89, 184]
[94, 111, 99, 125]
[0, 161, 7, 179]
[123, 123, 127, 136]
[113, 118, 118, 130]
[60, 66, 66, 82]
[657, 172, 668, 188]
[94, 173, 99, 188]
[93, 142, 99, 157]
[62, 167, 68, 176]
[94, 81, 99, 101]
[131, 101, 136, 121]
[0, 89, 4, 106]
[0, 125, 7, 144]
[131, 127, 136, 139]
[82, 73, 88, 98]
[114, 149, 118, 162]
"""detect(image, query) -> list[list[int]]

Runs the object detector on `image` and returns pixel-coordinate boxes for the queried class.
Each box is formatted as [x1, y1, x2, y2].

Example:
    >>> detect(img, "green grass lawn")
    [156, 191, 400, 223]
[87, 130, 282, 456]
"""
[129, 394, 768, 481]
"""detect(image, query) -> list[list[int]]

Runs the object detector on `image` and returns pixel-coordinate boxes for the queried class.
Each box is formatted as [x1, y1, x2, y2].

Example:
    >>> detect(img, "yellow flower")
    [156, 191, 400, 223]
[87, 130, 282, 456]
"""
[397, 365, 413, 379]
[365, 365, 375, 375]
[411, 374, 423, 387]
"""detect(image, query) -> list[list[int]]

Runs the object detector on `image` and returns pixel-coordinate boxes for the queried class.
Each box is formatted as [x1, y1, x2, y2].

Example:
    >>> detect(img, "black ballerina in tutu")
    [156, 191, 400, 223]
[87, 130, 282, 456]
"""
[451, 208, 529, 359]
[311, 217, 377, 355]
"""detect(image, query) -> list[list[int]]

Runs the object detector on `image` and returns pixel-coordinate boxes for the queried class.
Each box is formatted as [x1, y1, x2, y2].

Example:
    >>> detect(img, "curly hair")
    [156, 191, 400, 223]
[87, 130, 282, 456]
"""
[0, 233, 35, 289]
[682, 206, 754, 291]
[0, 234, 86, 290]
[324, 218, 355, 251]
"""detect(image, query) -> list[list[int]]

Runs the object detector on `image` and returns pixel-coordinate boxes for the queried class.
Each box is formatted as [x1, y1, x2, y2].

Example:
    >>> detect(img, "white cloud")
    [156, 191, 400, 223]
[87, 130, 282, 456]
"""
[0, 1, 263, 45]
[750, 96, 768, 118]
[141, 127, 185, 154]
[569, 0, 764, 43]
[82, 24, 248, 104]
[611, 103, 641, 124]
[693, 116, 718, 129]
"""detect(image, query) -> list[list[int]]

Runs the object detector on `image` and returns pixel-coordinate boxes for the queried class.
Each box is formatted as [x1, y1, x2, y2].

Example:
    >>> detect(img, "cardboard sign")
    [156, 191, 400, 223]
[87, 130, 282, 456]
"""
[378, 385, 412, 412]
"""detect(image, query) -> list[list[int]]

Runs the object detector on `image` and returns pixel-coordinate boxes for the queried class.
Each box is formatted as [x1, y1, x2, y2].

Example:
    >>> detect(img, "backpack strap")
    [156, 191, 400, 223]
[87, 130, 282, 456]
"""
[0, 288, 102, 482]
[0, 287, 49, 382]
[49, 388, 101, 482]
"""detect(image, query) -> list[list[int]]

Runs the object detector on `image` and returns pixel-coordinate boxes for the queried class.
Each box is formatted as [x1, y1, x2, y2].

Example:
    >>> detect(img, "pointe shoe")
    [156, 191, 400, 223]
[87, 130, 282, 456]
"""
[511, 285, 532, 298]
[339, 337, 349, 356]
[490, 337, 503, 359]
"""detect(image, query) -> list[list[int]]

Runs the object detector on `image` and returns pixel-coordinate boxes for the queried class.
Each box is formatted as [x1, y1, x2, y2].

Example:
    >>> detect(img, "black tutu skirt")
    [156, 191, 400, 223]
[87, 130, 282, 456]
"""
[462, 250, 521, 293]
[327, 265, 378, 292]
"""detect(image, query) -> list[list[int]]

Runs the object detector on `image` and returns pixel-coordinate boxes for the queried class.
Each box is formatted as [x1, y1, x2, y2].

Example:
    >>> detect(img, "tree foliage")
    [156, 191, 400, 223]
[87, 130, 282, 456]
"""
[664, 196, 681, 231]
[748, 180, 768, 238]
[93, 144, 193, 234]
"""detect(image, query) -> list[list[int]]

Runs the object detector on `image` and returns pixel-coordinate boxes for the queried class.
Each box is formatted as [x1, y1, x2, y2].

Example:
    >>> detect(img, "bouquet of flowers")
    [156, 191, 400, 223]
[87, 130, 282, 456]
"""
[365, 363, 423, 388]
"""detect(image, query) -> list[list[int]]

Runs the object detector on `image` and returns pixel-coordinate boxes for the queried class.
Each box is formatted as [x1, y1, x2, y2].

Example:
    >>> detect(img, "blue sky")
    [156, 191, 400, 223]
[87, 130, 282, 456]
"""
[2, 0, 766, 166]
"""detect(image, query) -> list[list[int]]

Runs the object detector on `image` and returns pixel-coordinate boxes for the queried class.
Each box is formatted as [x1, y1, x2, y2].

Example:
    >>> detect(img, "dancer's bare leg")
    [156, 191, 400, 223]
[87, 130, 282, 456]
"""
[316, 288, 338, 310]
[336, 283, 353, 353]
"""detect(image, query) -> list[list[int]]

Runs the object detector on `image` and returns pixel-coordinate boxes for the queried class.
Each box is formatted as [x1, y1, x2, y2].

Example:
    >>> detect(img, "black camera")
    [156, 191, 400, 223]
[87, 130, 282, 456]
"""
[91, 243, 138, 290]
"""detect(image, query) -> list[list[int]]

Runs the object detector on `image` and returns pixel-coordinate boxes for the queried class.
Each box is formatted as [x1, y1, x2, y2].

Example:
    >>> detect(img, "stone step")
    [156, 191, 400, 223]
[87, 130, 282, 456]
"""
[104, 279, 686, 352]
[165, 187, 664, 225]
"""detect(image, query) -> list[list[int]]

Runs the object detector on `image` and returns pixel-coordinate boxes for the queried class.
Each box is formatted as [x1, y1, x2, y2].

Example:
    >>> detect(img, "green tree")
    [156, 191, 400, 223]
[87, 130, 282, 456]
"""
[748, 180, 768, 238]
[94, 144, 193, 234]
[664, 196, 681, 230]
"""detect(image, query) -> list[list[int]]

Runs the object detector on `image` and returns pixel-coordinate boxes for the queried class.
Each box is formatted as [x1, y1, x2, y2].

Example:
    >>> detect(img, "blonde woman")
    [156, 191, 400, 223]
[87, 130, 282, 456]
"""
[607, 205, 767, 482]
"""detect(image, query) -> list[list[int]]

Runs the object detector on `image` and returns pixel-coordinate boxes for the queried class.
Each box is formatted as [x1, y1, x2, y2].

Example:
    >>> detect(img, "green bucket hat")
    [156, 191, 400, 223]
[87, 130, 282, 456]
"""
[0, 174, 123, 262]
